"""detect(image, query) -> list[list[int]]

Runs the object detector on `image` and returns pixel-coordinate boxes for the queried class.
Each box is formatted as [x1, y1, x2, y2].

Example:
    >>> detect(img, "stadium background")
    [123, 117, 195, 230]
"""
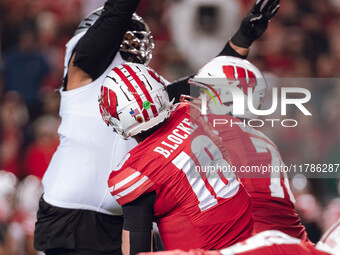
[0, 0, 339, 254]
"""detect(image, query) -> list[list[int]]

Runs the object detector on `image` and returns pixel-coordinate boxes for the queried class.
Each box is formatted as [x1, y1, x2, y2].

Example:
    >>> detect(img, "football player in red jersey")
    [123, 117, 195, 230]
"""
[99, 63, 254, 255]
[138, 219, 340, 255]
[187, 56, 312, 245]
[34, 0, 281, 254]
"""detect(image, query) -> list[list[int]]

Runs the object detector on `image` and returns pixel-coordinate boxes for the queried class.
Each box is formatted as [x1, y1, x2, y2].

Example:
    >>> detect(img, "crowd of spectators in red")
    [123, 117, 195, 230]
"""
[0, 0, 339, 254]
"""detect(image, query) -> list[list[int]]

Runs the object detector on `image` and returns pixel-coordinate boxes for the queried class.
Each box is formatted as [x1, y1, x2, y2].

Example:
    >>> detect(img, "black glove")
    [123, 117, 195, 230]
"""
[231, 0, 280, 48]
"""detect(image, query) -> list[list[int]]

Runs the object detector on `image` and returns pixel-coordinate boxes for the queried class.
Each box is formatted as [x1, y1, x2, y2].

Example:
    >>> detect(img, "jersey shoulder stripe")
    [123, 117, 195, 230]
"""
[108, 167, 154, 205]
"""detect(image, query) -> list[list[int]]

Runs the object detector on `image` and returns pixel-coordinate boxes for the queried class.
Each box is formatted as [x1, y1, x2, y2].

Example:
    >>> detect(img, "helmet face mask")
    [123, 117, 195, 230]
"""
[74, 9, 154, 65]
[98, 63, 172, 140]
[119, 14, 155, 65]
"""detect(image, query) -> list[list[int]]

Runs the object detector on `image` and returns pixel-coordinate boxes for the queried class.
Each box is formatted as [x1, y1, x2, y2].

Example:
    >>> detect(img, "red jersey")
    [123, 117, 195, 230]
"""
[219, 231, 329, 255]
[138, 231, 329, 255]
[208, 114, 311, 243]
[108, 103, 253, 250]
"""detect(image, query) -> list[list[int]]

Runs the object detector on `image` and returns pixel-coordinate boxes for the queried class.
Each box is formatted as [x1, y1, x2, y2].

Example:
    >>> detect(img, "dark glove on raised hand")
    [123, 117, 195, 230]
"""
[231, 0, 280, 48]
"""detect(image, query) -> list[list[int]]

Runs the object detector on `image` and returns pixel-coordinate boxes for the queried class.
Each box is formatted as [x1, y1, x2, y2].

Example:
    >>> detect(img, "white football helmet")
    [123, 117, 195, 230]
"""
[190, 56, 267, 119]
[98, 63, 172, 140]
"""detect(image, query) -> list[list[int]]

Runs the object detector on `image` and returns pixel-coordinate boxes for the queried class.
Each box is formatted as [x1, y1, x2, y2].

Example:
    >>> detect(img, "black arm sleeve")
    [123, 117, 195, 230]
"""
[73, 0, 140, 80]
[218, 41, 248, 59]
[166, 75, 200, 103]
[122, 191, 156, 255]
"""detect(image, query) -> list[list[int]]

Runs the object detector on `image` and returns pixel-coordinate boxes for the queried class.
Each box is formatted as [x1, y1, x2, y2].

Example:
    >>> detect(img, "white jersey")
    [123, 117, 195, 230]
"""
[42, 34, 138, 215]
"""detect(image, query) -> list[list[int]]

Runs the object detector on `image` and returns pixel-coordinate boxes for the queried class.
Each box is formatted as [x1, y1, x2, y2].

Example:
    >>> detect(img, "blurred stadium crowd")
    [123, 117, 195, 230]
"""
[0, 0, 339, 254]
